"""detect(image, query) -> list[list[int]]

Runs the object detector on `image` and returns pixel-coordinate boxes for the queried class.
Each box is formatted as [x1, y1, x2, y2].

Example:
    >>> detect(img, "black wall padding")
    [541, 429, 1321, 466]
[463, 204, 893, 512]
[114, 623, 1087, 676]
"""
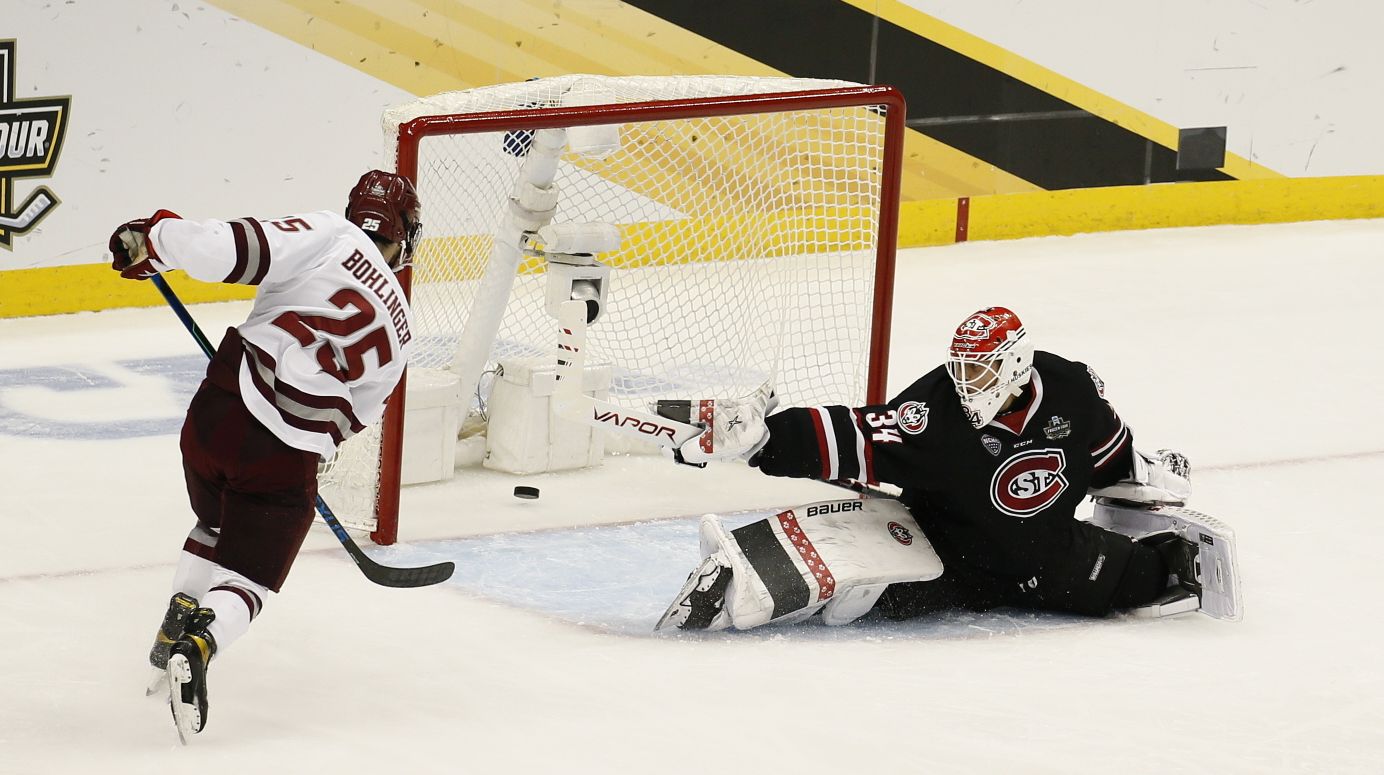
[624, 0, 1232, 188]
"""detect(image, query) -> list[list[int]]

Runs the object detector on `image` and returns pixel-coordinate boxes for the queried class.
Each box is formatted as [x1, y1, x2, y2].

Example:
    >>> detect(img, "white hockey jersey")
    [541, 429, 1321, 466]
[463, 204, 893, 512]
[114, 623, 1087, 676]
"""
[146, 210, 413, 458]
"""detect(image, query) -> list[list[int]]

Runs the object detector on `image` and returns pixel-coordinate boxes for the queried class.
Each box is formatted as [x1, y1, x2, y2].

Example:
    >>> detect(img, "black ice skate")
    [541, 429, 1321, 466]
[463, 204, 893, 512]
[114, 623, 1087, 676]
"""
[655, 555, 733, 631]
[145, 593, 199, 696]
[167, 608, 217, 745]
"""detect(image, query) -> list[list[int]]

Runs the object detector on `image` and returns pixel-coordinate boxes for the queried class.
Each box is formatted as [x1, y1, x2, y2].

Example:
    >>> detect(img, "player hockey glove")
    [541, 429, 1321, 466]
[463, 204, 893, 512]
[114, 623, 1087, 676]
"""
[675, 385, 779, 466]
[109, 210, 180, 280]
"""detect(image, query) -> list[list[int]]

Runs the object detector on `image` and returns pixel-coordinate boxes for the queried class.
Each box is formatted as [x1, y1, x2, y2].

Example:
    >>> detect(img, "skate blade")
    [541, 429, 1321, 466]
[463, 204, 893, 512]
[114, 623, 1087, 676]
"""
[653, 601, 688, 632]
[166, 655, 198, 746]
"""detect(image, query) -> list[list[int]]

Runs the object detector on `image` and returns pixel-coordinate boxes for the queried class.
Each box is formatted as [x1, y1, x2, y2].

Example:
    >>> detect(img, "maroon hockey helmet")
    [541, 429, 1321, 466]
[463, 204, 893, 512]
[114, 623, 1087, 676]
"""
[346, 170, 422, 269]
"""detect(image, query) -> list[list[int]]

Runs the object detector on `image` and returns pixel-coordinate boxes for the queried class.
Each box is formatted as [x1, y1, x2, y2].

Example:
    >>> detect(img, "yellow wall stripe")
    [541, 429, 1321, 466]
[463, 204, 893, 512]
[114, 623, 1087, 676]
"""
[205, 0, 1037, 199]
[898, 174, 1384, 248]
[0, 266, 254, 318]
[9, 176, 1379, 318]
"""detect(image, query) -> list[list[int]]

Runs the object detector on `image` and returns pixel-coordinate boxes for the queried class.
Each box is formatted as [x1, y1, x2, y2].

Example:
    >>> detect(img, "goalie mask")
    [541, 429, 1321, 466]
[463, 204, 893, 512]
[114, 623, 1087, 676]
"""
[346, 170, 422, 270]
[945, 307, 1034, 429]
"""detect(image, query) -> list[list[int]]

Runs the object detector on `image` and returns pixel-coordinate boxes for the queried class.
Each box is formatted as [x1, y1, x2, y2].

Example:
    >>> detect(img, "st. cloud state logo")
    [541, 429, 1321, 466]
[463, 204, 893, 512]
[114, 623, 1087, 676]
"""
[989, 448, 1069, 518]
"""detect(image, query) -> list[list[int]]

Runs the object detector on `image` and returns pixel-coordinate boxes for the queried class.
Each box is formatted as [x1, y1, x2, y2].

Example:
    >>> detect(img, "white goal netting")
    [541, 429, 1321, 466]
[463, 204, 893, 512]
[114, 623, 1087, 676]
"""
[320, 75, 901, 539]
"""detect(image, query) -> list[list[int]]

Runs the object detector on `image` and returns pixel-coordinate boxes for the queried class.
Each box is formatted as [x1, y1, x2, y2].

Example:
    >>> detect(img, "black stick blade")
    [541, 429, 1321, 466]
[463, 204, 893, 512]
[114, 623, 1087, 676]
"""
[341, 539, 455, 588]
[361, 560, 456, 589]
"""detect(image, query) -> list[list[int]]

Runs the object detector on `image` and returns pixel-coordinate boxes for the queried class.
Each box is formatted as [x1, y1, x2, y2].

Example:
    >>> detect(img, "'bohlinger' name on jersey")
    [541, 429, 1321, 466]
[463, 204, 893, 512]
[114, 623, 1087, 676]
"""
[341, 249, 411, 347]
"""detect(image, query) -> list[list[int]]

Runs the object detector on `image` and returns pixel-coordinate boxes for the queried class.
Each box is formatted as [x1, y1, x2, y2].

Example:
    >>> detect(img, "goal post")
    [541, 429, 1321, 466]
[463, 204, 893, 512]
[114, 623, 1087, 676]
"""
[326, 75, 905, 545]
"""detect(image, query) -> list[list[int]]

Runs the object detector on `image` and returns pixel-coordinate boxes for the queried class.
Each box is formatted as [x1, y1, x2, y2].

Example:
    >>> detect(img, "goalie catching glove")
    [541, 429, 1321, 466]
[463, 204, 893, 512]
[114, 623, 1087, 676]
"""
[1089, 448, 1192, 506]
[662, 384, 778, 465]
[108, 210, 180, 280]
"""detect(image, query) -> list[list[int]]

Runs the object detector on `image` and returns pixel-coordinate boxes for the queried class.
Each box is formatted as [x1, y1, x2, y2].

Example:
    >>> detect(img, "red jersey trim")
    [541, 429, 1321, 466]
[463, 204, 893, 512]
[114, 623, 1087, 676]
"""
[808, 407, 834, 480]
[988, 369, 1044, 436]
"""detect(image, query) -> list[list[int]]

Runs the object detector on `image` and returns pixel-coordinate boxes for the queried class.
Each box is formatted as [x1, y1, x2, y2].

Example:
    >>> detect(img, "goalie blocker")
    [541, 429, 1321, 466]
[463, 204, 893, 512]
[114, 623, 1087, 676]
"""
[656, 497, 943, 632]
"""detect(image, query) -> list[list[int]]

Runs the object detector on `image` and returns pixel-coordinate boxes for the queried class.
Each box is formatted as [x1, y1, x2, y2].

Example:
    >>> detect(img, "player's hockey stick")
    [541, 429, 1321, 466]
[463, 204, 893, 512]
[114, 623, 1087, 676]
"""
[149, 274, 455, 588]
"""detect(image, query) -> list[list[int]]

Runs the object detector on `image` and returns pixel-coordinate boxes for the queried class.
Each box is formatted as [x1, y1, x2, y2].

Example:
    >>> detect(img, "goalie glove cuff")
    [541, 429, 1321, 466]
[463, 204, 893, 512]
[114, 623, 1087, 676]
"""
[1089, 448, 1191, 506]
[675, 387, 777, 465]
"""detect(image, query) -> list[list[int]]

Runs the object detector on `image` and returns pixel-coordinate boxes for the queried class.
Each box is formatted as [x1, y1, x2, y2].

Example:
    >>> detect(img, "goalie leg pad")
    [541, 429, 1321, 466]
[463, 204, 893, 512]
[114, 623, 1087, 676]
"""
[664, 498, 943, 631]
[1091, 500, 1243, 621]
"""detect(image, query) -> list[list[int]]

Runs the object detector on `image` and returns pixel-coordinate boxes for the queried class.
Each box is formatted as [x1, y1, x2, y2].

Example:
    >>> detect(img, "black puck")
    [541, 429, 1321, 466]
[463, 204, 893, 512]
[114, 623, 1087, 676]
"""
[513, 485, 540, 500]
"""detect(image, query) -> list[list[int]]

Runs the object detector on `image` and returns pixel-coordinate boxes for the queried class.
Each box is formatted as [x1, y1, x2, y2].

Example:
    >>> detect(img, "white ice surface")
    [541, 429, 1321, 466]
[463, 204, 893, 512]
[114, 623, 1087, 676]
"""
[2, 220, 1383, 772]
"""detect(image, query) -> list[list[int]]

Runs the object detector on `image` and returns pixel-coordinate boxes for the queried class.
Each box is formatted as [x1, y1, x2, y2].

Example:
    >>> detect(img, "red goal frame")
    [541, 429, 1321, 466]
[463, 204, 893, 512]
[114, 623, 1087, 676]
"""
[371, 85, 906, 545]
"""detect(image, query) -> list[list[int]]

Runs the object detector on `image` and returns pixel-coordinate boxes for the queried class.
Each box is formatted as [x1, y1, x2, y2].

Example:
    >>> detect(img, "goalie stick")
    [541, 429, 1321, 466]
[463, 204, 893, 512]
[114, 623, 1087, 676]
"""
[549, 300, 897, 500]
[150, 274, 455, 589]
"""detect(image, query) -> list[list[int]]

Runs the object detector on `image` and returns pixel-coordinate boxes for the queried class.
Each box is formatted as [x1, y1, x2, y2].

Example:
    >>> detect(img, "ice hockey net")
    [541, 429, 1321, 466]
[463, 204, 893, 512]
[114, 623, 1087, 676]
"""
[320, 75, 905, 544]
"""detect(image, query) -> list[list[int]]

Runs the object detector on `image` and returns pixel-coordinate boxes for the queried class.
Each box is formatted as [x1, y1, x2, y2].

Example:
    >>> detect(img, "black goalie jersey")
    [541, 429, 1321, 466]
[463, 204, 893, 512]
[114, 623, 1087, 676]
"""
[753, 351, 1135, 578]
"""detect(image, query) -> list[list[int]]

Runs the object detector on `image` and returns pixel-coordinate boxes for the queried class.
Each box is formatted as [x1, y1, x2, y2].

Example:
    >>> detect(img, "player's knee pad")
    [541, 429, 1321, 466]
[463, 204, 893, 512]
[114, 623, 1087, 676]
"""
[681, 497, 944, 631]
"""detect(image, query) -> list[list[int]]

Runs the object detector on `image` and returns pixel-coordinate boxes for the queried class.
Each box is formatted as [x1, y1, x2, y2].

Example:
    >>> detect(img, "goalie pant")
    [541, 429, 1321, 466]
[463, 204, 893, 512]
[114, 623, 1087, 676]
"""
[750, 351, 1174, 618]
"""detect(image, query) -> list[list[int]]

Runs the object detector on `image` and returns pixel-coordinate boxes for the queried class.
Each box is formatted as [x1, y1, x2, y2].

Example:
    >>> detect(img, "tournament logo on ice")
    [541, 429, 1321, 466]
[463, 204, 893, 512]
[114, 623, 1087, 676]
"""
[990, 448, 1069, 518]
[0, 41, 70, 250]
[897, 401, 929, 434]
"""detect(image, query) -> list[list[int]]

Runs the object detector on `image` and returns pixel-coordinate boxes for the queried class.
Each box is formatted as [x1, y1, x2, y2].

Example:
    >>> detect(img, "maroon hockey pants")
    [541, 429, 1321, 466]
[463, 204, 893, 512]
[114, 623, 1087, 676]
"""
[179, 380, 319, 592]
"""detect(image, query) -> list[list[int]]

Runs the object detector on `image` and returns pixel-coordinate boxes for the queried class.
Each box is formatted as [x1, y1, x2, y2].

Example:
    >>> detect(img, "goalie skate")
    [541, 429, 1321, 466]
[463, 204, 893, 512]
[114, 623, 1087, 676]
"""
[654, 555, 733, 632]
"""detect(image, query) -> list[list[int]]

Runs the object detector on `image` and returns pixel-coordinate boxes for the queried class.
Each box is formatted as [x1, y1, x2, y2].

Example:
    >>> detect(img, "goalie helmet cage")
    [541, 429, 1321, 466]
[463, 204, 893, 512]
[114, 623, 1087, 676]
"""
[327, 75, 905, 545]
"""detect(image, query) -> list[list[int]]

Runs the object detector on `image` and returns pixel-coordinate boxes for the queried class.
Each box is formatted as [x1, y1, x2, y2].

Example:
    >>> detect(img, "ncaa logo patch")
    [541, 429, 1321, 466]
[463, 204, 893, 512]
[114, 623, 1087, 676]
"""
[990, 448, 1069, 518]
[981, 434, 1002, 456]
[887, 521, 913, 546]
[897, 401, 929, 435]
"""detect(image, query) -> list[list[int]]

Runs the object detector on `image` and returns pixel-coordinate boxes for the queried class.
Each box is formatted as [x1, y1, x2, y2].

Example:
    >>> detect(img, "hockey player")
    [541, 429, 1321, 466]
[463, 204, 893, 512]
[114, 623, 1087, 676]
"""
[108, 170, 421, 742]
[658, 306, 1211, 631]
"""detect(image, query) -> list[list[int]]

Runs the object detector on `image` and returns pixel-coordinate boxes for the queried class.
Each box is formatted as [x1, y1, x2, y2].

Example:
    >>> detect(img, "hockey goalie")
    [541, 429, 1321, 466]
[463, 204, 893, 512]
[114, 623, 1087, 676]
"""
[654, 307, 1242, 632]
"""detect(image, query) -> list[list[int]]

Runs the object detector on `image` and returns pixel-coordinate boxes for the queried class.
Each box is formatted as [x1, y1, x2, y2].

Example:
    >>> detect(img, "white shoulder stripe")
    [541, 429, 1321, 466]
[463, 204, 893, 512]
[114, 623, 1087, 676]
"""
[813, 407, 839, 481]
[1092, 415, 1128, 458]
[1093, 424, 1131, 469]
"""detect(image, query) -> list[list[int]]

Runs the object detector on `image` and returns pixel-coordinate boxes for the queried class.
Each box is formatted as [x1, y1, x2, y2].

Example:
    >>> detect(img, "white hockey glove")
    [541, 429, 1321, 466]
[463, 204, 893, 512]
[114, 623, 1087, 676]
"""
[674, 385, 778, 466]
[1089, 448, 1191, 506]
